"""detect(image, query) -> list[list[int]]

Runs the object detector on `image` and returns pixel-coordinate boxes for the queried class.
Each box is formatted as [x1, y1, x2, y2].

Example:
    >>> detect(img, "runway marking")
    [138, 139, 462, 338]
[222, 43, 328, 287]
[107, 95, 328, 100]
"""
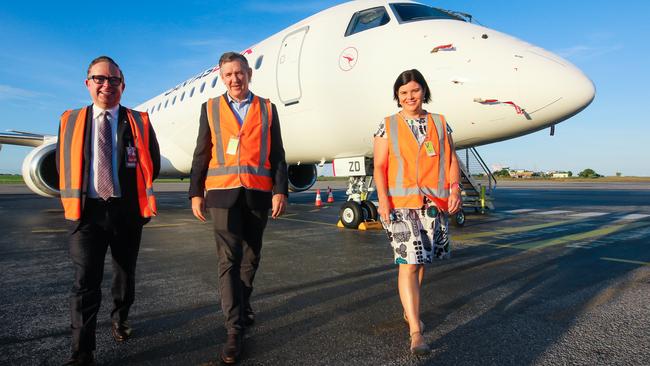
[146, 223, 187, 228]
[569, 212, 608, 218]
[453, 218, 581, 241]
[504, 209, 537, 214]
[508, 221, 650, 251]
[533, 210, 574, 215]
[31, 229, 67, 233]
[308, 207, 332, 212]
[600, 257, 650, 266]
[617, 213, 650, 221]
[276, 216, 337, 227]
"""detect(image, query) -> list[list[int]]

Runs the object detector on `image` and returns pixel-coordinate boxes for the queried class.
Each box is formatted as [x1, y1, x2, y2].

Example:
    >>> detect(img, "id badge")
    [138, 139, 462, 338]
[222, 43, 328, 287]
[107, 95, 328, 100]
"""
[226, 137, 239, 155]
[424, 141, 436, 156]
[126, 146, 137, 168]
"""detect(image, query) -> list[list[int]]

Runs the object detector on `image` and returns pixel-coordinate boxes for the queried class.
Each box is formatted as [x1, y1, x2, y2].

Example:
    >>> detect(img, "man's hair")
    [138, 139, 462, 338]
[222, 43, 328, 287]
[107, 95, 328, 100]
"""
[218, 52, 250, 68]
[392, 69, 431, 107]
[87, 55, 124, 80]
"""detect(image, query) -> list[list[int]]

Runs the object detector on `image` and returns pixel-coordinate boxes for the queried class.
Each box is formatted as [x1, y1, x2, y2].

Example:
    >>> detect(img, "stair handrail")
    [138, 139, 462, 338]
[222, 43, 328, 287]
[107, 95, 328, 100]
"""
[468, 147, 497, 192]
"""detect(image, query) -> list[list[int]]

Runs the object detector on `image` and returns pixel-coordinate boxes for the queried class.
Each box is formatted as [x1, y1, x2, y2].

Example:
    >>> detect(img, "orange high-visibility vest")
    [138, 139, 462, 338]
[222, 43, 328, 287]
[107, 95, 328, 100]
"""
[204, 95, 273, 192]
[58, 107, 157, 221]
[385, 113, 452, 210]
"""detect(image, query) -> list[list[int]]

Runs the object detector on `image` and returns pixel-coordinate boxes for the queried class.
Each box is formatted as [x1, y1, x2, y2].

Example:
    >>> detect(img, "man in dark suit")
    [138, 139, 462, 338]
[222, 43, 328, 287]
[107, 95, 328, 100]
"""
[189, 52, 288, 364]
[56, 56, 160, 366]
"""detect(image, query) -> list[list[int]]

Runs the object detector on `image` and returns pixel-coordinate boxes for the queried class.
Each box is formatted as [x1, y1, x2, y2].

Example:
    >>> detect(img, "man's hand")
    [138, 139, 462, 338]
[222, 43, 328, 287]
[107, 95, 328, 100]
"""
[271, 194, 287, 218]
[191, 196, 206, 222]
[447, 189, 462, 215]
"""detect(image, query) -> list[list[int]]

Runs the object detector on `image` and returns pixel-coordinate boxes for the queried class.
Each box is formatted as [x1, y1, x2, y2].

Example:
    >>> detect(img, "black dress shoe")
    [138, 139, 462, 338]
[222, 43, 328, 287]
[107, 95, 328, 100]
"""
[62, 352, 95, 366]
[220, 333, 243, 364]
[111, 321, 133, 342]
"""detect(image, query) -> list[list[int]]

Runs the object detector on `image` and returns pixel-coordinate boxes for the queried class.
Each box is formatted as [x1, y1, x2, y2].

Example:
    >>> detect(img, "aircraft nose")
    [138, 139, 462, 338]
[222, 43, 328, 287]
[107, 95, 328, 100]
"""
[557, 62, 595, 114]
[524, 47, 595, 122]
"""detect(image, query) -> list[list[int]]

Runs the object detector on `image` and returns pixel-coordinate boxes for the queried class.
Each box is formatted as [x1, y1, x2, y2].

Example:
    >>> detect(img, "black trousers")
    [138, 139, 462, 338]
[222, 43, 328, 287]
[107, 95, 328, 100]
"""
[209, 196, 268, 335]
[69, 198, 143, 353]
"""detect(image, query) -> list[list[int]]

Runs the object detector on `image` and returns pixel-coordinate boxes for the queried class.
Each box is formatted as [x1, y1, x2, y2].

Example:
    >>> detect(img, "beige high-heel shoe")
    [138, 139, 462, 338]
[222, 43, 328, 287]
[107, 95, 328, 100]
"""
[409, 331, 431, 355]
[403, 312, 425, 332]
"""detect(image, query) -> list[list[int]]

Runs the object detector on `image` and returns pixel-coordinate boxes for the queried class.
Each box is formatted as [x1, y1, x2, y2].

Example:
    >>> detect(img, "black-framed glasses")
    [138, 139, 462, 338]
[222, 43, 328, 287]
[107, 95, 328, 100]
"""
[88, 75, 122, 86]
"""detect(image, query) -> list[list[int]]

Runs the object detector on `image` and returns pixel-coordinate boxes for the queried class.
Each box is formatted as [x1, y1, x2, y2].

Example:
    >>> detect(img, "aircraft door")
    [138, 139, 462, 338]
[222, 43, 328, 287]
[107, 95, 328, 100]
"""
[276, 26, 309, 105]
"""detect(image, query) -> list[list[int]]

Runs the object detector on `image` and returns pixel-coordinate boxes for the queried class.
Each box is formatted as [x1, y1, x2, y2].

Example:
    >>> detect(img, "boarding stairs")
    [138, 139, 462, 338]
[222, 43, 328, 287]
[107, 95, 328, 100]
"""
[457, 147, 496, 213]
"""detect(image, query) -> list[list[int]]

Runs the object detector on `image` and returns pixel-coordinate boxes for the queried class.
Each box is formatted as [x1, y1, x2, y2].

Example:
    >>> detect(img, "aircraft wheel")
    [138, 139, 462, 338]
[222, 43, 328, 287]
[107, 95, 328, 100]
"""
[339, 201, 363, 229]
[360, 200, 378, 221]
[452, 209, 466, 227]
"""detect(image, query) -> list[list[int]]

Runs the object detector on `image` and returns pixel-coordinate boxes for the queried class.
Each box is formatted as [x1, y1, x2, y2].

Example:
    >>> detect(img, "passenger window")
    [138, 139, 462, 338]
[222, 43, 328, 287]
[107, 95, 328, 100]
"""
[157, 102, 161, 111]
[345, 6, 390, 36]
[211, 76, 218, 88]
[149, 106, 154, 114]
[190, 87, 195, 97]
[180, 91, 185, 102]
[172, 96, 177, 105]
[255, 55, 264, 70]
[200, 82, 206, 93]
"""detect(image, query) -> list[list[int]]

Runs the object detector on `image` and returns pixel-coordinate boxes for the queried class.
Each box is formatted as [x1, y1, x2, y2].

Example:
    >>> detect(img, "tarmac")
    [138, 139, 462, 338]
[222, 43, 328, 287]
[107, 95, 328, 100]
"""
[0, 180, 649, 365]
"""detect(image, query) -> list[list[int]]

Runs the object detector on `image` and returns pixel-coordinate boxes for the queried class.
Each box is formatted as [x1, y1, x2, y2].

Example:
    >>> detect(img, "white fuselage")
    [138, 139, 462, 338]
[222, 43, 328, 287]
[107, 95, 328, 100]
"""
[135, 0, 595, 177]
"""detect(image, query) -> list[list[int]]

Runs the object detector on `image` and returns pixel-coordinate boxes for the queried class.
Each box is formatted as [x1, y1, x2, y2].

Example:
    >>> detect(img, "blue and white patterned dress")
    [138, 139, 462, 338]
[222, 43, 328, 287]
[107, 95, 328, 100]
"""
[375, 116, 452, 264]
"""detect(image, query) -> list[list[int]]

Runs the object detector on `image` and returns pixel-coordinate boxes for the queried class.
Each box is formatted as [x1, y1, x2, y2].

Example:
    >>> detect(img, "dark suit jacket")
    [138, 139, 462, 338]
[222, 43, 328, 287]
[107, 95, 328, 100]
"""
[188, 93, 288, 210]
[56, 105, 161, 221]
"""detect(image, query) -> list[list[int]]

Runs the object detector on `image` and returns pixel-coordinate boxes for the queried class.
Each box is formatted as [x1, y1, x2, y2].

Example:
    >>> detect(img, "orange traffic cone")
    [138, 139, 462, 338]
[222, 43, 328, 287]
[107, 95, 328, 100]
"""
[327, 186, 334, 203]
[315, 189, 323, 207]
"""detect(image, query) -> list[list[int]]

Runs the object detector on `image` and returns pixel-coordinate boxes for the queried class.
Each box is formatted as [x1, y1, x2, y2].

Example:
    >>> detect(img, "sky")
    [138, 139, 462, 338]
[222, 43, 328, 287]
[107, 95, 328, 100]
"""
[1, 0, 649, 177]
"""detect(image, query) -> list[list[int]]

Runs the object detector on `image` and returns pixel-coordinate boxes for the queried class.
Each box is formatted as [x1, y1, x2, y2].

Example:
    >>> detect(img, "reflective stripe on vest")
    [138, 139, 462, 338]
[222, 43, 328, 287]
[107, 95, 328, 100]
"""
[205, 95, 273, 191]
[59, 108, 87, 220]
[58, 107, 157, 220]
[386, 113, 452, 209]
[127, 109, 157, 217]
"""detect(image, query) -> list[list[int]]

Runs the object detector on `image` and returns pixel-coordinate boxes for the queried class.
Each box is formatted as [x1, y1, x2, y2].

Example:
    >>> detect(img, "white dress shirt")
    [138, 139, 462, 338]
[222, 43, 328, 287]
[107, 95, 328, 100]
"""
[87, 104, 122, 198]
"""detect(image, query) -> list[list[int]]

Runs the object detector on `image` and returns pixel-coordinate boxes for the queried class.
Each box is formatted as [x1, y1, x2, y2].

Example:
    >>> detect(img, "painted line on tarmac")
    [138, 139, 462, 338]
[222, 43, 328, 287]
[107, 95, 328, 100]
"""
[453, 218, 581, 241]
[532, 210, 574, 215]
[600, 257, 650, 266]
[569, 212, 609, 218]
[276, 216, 337, 227]
[508, 221, 650, 251]
[31, 229, 68, 233]
[308, 207, 332, 212]
[146, 223, 187, 228]
[617, 213, 650, 221]
[504, 209, 537, 214]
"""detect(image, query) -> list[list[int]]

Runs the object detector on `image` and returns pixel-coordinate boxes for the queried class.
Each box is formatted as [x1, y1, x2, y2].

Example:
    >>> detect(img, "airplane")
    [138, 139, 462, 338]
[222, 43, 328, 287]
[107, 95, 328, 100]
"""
[0, 0, 595, 228]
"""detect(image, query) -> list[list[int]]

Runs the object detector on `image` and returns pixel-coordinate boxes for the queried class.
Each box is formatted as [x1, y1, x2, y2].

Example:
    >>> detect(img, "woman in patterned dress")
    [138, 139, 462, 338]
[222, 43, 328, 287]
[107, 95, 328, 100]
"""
[373, 69, 462, 355]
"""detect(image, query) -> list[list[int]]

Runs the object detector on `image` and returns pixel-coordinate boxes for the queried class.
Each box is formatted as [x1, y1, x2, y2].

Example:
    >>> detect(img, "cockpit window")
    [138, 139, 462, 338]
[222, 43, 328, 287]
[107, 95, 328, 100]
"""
[345, 6, 390, 37]
[390, 3, 464, 23]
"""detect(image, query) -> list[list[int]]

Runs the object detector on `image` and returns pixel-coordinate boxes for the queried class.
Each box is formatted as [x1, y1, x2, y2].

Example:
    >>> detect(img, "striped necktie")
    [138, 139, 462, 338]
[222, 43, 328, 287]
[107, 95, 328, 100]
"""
[96, 111, 114, 200]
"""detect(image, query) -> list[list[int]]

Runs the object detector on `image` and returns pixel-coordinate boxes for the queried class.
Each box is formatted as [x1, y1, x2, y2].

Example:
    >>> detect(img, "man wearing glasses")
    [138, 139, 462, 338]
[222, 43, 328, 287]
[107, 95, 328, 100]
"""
[56, 56, 160, 366]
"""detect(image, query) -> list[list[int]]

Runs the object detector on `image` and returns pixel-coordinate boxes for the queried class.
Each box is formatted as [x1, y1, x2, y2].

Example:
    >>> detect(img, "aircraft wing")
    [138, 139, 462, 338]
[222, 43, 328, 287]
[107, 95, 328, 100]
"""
[0, 131, 52, 147]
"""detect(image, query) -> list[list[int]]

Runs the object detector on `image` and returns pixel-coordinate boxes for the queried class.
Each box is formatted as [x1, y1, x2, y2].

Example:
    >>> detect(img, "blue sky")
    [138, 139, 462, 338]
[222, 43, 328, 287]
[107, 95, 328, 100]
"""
[1, 0, 648, 176]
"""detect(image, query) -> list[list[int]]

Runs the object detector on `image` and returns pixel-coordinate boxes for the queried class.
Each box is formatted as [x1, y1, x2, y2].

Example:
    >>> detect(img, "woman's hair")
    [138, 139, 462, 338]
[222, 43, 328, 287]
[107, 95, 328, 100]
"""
[392, 69, 431, 107]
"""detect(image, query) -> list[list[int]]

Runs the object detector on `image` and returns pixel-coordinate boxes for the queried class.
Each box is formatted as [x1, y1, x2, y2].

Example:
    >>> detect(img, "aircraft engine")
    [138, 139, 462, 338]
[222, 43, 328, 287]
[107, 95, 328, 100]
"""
[287, 164, 317, 192]
[21, 142, 59, 197]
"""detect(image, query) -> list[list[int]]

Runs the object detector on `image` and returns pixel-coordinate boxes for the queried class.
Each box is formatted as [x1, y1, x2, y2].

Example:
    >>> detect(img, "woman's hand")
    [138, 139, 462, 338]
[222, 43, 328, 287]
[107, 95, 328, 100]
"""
[378, 197, 391, 223]
[447, 189, 462, 214]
